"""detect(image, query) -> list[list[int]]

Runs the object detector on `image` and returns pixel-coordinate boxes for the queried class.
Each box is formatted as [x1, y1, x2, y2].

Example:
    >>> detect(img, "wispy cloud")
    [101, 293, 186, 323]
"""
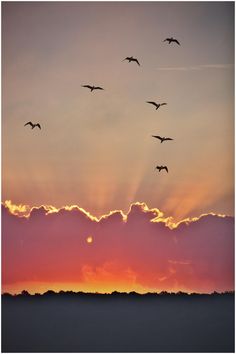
[168, 260, 191, 265]
[157, 64, 233, 71]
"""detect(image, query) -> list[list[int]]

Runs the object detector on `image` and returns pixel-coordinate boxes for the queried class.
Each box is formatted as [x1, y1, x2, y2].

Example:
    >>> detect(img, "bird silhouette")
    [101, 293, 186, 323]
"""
[163, 37, 180, 45]
[123, 56, 140, 66]
[156, 165, 168, 173]
[146, 101, 167, 110]
[24, 122, 41, 129]
[82, 85, 104, 92]
[152, 135, 173, 143]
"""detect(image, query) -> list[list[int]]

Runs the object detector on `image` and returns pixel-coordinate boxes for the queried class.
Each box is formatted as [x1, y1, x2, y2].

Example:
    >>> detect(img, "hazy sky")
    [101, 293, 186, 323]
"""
[2, 1, 234, 221]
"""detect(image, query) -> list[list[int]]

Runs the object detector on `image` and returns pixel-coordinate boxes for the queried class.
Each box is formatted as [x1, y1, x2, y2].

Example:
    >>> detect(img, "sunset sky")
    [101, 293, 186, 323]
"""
[2, 2, 234, 294]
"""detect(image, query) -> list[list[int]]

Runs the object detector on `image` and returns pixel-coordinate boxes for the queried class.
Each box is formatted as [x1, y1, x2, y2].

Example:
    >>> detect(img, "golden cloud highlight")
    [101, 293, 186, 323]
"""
[3, 200, 228, 230]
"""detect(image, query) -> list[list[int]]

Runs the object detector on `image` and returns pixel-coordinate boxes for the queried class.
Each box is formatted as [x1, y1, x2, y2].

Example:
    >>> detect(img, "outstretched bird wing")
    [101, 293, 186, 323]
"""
[82, 85, 93, 89]
[134, 58, 140, 66]
[160, 103, 167, 106]
[164, 166, 168, 173]
[35, 124, 41, 129]
[152, 135, 162, 140]
[94, 86, 104, 90]
[24, 121, 33, 127]
[173, 39, 180, 45]
[146, 101, 158, 108]
[164, 138, 173, 141]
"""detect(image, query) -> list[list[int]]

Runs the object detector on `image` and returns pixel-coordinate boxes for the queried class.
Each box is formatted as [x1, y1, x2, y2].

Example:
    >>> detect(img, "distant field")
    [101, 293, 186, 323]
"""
[2, 293, 234, 352]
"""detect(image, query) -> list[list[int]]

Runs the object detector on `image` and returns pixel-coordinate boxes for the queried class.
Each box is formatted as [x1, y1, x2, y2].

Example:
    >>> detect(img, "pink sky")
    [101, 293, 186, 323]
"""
[2, 201, 234, 294]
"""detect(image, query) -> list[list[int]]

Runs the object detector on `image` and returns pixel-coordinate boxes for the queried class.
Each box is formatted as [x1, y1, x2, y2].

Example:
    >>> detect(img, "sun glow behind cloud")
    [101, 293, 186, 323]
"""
[3, 199, 227, 229]
[2, 200, 233, 295]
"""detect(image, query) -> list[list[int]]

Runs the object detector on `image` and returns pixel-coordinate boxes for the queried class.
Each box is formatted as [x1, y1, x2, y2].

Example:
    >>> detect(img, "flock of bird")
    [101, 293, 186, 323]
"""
[24, 36, 181, 174]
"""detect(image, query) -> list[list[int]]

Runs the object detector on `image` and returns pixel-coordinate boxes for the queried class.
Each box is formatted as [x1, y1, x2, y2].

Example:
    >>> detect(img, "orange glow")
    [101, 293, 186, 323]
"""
[86, 236, 93, 244]
[2, 200, 233, 296]
[2, 276, 149, 295]
[161, 178, 227, 222]
[1, 280, 199, 296]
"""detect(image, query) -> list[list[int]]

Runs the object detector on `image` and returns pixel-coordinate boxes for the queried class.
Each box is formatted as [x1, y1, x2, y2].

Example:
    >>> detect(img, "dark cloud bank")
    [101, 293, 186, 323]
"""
[2, 203, 234, 293]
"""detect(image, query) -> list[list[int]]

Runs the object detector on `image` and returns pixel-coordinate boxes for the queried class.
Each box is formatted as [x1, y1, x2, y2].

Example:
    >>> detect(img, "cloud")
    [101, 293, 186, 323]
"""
[156, 64, 233, 71]
[2, 201, 234, 294]
[168, 260, 191, 265]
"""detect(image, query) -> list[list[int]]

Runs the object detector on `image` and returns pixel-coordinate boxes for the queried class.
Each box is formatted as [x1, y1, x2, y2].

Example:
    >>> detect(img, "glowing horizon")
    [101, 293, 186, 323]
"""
[2, 201, 234, 295]
[2, 281, 218, 296]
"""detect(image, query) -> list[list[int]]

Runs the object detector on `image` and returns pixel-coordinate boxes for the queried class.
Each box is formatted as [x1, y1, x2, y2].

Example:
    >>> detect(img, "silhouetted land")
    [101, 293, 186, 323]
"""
[2, 291, 234, 352]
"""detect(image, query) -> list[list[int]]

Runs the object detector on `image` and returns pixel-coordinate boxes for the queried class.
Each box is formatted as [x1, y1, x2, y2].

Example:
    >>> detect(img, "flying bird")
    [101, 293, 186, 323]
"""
[156, 165, 168, 173]
[163, 37, 180, 45]
[146, 101, 167, 110]
[24, 122, 41, 129]
[82, 85, 104, 92]
[152, 135, 173, 143]
[123, 56, 140, 66]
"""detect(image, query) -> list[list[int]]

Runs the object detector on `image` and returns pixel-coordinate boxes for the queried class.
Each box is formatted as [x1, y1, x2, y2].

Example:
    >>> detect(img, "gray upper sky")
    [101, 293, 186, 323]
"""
[2, 1, 234, 221]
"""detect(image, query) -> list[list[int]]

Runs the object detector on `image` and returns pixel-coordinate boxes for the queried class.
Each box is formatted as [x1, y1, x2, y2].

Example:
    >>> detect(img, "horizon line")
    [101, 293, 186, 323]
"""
[2, 289, 235, 297]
